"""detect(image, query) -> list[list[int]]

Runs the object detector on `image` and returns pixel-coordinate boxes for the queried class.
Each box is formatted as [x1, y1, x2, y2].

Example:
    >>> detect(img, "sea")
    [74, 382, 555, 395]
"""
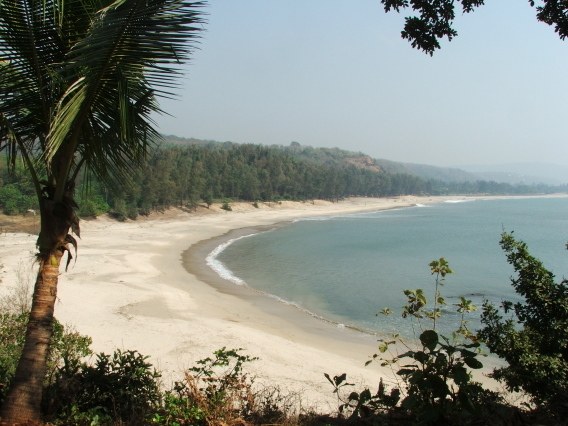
[209, 197, 568, 338]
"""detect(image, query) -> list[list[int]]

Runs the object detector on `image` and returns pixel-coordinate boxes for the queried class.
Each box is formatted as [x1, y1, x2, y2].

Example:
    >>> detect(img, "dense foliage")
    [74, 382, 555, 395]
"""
[381, 0, 568, 55]
[0, 313, 92, 409]
[0, 162, 38, 215]
[479, 232, 568, 419]
[2, 140, 563, 218]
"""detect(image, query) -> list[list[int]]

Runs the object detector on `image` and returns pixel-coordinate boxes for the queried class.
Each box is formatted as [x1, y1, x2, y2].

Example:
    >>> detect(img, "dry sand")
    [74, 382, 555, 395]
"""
[0, 195, 505, 411]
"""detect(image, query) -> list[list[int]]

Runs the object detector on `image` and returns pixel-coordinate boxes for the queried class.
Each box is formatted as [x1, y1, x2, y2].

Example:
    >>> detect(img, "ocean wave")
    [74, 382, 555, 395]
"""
[206, 233, 260, 286]
[265, 292, 317, 314]
[293, 216, 333, 223]
[444, 199, 474, 204]
[262, 292, 376, 334]
[313, 209, 408, 221]
[414, 203, 429, 208]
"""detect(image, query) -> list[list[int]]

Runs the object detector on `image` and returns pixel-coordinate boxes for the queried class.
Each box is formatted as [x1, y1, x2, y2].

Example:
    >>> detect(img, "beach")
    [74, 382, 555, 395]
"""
[0, 195, 499, 410]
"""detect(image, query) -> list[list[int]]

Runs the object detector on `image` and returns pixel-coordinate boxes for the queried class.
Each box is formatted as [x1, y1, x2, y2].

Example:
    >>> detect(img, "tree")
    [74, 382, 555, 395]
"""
[380, 0, 568, 55]
[478, 232, 568, 418]
[0, 0, 204, 421]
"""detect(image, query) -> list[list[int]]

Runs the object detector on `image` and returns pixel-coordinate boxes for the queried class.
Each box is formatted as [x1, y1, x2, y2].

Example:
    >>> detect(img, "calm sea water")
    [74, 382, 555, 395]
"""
[213, 198, 568, 337]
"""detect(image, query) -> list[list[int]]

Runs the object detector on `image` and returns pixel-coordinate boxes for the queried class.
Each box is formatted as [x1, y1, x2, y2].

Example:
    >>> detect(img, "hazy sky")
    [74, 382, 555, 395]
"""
[155, 0, 568, 168]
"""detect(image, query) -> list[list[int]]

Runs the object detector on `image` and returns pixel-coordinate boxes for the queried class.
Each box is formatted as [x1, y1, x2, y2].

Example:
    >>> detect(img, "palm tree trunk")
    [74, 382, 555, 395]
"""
[0, 252, 61, 422]
[0, 194, 71, 423]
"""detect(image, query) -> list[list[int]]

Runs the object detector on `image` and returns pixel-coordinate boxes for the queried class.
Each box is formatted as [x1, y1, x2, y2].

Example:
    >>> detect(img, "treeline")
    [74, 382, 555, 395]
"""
[0, 162, 37, 215]
[1, 140, 566, 218]
[105, 143, 429, 214]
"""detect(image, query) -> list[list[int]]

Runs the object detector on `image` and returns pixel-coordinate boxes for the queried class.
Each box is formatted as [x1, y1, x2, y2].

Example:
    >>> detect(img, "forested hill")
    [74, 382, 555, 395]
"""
[0, 136, 565, 219]
[163, 136, 482, 183]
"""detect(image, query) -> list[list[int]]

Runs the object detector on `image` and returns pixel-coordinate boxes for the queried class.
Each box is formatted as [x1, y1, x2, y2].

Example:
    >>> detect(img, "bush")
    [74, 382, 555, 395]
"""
[50, 349, 161, 424]
[0, 313, 92, 408]
[479, 232, 568, 418]
[221, 200, 232, 211]
[0, 312, 28, 404]
[0, 183, 37, 215]
[202, 192, 213, 209]
[77, 195, 109, 218]
[326, 258, 503, 425]
[151, 347, 257, 425]
[127, 203, 139, 220]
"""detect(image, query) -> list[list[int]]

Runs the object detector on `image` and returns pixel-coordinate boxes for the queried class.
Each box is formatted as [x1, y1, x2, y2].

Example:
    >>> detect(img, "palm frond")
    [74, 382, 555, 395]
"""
[0, 0, 94, 181]
[2, 0, 205, 200]
[45, 0, 205, 191]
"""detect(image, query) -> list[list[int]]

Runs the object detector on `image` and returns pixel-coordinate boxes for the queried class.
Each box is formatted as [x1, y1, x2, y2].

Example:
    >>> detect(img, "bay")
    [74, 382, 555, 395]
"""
[216, 197, 568, 337]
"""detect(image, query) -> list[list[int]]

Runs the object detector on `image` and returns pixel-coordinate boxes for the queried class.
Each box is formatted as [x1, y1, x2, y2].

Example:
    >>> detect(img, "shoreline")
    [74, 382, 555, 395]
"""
[184, 220, 387, 338]
[1, 194, 564, 409]
[182, 223, 380, 349]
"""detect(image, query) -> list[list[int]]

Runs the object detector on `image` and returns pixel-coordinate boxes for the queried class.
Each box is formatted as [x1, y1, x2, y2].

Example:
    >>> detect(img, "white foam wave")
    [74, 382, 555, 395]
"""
[414, 203, 429, 208]
[293, 216, 333, 223]
[264, 292, 337, 323]
[206, 233, 258, 286]
[444, 199, 474, 204]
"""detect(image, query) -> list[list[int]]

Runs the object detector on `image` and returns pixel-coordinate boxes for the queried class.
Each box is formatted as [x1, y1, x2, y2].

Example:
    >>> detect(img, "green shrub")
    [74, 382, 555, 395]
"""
[0, 183, 37, 215]
[221, 200, 232, 211]
[126, 203, 139, 220]
[479, 232, 568, 418]
[202, 192, 213, 209]
[151, 347, 257, 425]
[0, 312, 28, 403]
[0, 312, 92, 408]
[326, 258, 502, 424]
[77, 195, 109, 218]
[109, 198, 128, 221]
[51, 349, 161, 424]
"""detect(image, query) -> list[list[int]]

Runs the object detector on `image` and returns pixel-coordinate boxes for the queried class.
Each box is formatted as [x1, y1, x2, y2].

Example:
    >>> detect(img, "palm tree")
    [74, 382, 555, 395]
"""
[0, 0, 204, 421]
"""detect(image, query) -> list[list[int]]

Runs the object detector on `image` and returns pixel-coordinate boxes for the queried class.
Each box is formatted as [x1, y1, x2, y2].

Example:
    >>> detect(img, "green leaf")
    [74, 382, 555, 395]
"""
[360, 388, 372, 402]
[434, 352, 448, 368]
[452, 364, 470, 386]
[397, 350, 415, 359]
[460, 349, 477, 358]
[427, 375, 450, 399]
[420, 329, 439, 352]
[463, 356, 483, 369]
[348, 391, 359, 401]
[334, 373, 347, 386]
[413, 351, 429, 364]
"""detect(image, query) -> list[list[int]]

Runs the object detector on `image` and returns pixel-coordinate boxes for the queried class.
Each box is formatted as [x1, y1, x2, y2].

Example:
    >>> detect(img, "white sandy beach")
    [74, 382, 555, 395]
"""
[0, 195, 512, 411]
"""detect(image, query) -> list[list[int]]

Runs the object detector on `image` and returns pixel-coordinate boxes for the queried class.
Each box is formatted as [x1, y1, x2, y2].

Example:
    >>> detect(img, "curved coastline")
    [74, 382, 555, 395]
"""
[179, 193, 568, 378]
[178, 194, 555, 360]
[187, 220, 396, 338]
[181, 221, 380, 350]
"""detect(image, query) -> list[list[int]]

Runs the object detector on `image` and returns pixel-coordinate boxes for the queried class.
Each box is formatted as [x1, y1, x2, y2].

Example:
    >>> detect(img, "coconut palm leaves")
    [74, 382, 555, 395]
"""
[1, 0, 204, 199]
[0, 0, 204, 420]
